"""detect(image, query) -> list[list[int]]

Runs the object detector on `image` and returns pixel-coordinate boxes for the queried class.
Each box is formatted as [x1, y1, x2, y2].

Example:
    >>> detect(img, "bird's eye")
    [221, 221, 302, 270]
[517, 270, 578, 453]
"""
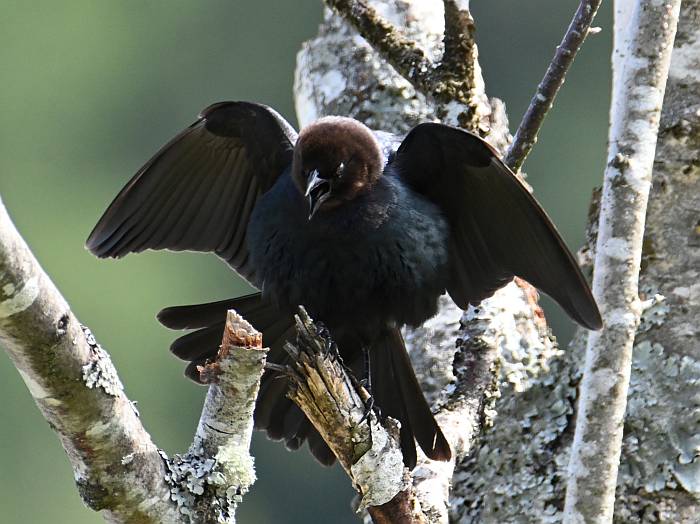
[336, 162, 345, 177]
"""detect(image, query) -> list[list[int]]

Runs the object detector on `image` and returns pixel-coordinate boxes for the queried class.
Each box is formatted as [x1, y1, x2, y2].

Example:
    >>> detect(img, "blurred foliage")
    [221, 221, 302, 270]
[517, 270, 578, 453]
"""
[0, 1, 610, 522]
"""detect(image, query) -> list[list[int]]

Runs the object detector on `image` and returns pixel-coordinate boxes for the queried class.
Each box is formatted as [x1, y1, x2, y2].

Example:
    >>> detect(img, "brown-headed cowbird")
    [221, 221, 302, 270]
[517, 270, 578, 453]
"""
[86, 101, 601, 469]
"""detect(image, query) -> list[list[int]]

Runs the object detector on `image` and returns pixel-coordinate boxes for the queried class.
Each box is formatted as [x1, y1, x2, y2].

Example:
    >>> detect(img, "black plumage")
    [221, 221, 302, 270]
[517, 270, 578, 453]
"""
[87, 101, 602, 469]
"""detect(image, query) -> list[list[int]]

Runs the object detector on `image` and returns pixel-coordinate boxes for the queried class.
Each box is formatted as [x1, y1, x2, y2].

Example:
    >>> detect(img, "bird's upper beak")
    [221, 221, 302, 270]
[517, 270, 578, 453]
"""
[305, 170, 331, 220]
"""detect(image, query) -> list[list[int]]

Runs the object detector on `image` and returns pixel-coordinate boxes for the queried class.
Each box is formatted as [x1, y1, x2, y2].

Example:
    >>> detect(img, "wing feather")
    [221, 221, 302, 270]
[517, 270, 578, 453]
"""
[86, 101, 297, 286]
[394, 123, 601, 330]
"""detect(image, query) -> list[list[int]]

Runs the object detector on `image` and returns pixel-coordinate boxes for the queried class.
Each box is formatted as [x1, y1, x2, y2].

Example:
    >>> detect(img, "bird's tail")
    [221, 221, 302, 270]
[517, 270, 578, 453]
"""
[158, 295, 451, 468]
[157, 293, 337, 464]
[157, 292, 295, 381]
[371, 327, 452, 468]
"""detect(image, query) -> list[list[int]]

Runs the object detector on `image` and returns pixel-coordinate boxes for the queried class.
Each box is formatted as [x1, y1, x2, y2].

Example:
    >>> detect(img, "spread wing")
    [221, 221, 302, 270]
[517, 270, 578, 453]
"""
[393, 123, 601, 330]
[86, 101, 297, 284]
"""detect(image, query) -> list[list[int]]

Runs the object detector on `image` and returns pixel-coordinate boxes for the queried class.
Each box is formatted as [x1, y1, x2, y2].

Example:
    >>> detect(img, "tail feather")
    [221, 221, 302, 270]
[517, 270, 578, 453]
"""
[159, 294, 448, 468]
[372, 335, 418, 468]
[373, 327, 451, 465]
[307, 427, 335, 466]
[285, 419, 311, 450]
[158, 292, 274, 329]
[169, 322, 225, 361]
[159, 292, 295, 378]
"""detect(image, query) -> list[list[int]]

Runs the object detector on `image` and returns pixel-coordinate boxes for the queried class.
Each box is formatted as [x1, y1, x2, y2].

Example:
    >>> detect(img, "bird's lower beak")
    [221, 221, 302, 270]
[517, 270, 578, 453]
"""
[305, 170, 331, 220]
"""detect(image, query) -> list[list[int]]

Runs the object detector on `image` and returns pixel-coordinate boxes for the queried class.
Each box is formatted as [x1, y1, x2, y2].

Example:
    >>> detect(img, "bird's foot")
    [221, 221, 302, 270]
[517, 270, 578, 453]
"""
[314, 322, 344, 363]
[358, 378, 380, 424]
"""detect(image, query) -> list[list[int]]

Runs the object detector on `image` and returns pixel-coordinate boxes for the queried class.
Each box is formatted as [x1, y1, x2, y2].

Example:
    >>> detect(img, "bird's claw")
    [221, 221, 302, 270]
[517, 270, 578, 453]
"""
[358, 389, 376, 425]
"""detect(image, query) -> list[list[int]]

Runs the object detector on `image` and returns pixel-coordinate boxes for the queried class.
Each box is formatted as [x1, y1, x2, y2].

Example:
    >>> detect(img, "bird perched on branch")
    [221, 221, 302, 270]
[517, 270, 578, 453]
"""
[87, 101, 601, 468]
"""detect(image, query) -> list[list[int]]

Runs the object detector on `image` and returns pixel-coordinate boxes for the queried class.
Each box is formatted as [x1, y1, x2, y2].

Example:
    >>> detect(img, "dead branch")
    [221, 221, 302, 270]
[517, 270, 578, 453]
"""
[283, 307, 425, 523]
[324, 0, 434, 92]
[163, 312, 267, 522]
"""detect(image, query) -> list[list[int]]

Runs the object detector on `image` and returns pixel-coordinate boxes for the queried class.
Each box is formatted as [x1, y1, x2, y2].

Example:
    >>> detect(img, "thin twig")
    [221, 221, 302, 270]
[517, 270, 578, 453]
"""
[435, 0, 484, 131]
[504, 0, 603, 171]
[324, 0, 434, 93]
[563, 1, 682, 522]
[440, 0, 477, 76]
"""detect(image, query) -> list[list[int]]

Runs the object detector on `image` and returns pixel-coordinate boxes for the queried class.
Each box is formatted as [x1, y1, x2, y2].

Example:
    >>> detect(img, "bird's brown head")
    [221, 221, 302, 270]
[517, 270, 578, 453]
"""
[292, 116, 383, 219]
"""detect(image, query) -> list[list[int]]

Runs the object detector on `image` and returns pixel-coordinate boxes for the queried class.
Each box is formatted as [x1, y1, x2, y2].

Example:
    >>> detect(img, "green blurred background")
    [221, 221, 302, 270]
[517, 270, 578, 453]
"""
[0, 1, 611, 522]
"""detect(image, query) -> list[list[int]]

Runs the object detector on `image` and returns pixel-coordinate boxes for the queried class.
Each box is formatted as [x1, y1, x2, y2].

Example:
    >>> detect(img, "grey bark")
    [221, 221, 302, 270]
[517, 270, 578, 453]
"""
[612, 0, 700, 520]
[297, 1, 700, 523]
[0, 197, 182, 523]
[1, 0, 697, 522]
[451, 2, 700, 522]
[164, 312, 268, 523]
[294, 2, 565, 523]
[564, 1, 681, 522]
[0, 195, 268, 522]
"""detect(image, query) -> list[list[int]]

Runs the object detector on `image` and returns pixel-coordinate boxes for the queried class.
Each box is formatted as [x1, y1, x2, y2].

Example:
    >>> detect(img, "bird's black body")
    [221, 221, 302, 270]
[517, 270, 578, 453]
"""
[87, 101, 602, 469]
[248, 167, 450, 335]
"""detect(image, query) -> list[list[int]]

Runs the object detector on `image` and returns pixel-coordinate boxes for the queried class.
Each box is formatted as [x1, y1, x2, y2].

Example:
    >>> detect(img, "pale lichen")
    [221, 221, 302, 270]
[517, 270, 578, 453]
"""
[80, 325, 124, 397]
[161, 446, 245, 523]
[351, 416, 408, 510]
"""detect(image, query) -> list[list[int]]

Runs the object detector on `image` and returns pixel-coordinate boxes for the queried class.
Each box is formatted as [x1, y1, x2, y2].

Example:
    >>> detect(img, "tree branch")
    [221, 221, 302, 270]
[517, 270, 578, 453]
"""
[563, 1, 682, 522]
[436, 0, 485, 130]
[163, 311, 267, 522]
[0, 196, 181, 523]
[504, 0, 603, 171]
[324, 0, 435, 92]
[323, 0, 489, 133]
[295, 2, 561, 521]
[0, 196, 267, 523]
[283, 307, 424, 523]
[440, 0, 476, 76]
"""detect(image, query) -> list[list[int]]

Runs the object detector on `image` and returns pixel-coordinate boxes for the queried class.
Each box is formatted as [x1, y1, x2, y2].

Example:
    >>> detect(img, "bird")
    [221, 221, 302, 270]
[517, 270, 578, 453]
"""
[86, 101, 602, 469]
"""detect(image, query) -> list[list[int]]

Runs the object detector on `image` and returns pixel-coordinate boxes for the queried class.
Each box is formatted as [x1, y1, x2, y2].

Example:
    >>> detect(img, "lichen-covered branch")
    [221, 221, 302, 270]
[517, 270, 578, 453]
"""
[0, 196, 183, 523]
[435, 0, 485, 131]
[0, 195, 267, 522]
[321, 0, 489, 133]
[297, 1, 699, 523]
[504, 0, 603, 171]
[440, 0, 476, 78]
[163, 312, 267, 522]
[449, 1, 700, 520]
[281, 308, 423, 523]
[563, 2, 682, 522]
[323, 0, 435, 92]
[295, 2, 562, 523]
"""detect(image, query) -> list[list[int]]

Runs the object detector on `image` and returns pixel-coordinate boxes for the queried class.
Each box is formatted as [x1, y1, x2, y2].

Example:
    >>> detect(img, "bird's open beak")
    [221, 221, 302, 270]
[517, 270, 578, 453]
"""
[305, 170, 331, 220]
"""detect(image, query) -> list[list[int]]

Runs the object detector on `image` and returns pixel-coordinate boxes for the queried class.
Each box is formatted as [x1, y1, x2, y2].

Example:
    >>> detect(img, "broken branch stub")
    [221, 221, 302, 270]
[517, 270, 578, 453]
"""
[283, 307, 425, 522]
[163, 311, 268, 523]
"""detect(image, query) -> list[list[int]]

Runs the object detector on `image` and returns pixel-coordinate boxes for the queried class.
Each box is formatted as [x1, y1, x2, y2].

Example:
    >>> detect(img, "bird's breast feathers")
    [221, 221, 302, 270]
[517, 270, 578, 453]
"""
[247, 173, 450, 327]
